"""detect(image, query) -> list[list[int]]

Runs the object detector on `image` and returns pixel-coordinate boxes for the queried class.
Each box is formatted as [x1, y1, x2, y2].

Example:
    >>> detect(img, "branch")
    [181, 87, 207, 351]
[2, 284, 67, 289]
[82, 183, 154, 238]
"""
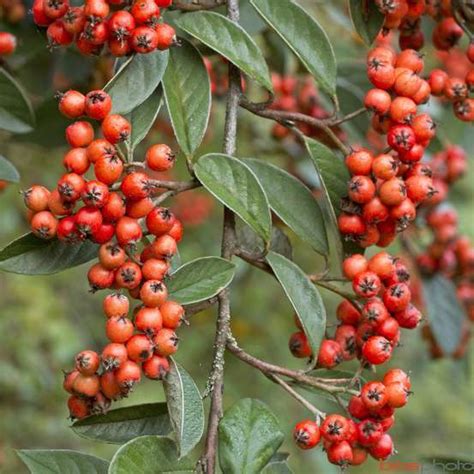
[227, 337, 358, 395]
[199, 1, 240, 471]
[239, 95, 351, 155]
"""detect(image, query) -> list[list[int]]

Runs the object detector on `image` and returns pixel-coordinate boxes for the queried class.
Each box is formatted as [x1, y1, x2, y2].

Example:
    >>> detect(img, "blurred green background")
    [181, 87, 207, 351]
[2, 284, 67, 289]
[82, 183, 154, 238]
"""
[0, 1, 473, 472]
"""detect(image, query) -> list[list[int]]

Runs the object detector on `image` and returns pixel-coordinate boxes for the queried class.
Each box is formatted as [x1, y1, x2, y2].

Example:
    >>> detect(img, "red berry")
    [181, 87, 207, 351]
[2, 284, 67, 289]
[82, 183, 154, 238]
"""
[382, 283, 411, 312]
[154, 328, 179, 357]
[289, 331, 311, 358]
[135, 306, 163, 335]
[99, 243, 126, 270]
[146, 144, 176, 171]
[160, 300, 184, 329]
[155, 23, 176, 50]
[115, 359, 141, 391]
[321, 414, 350, 442]
[76, 206, 103, 236]
[362, 336, 393, 365]
[352, 271, 381, 298]
[85, 90, 112, 120]
[58, 90, 85, 118]
[73, 373, 100, 397]
[75, 350, 100, 375]
[336, 300, 361, 325]
[23, 185, 51, 212]
[121, 172, 154, 200]
[101, 342, 128, 371]
[31, 211, 58, 239]
[106, 316, 134, 343]
[82, 180, 109, 208]
[88, 263, 114, 290]
[364, 88, 391, 115]
[131, 26, 158, 53]
[146, 207, 175, 236]
[67, 395, 90, 420]
[293, 420, 321, 450]
[140, 279, 168, 307]
[103, 293, 130, 318]
[327, 441, 353, 466]
[361, 381, 387, 411]
[115, 216, 143, 247]
[102, 114, 131, 143]
[63, 147, 90, 175]
[143, 355, 170, 380]
[66, 121, 94, 148]
[126, 334, 153, 363]
[362, 298, 389, 327]
[348, 175, 376, 204]
[345, 149, 373, 176]
[115, 261, 142, 289]
[369, 433, 394, 460]
[387, 125, 415, 153]
[317, 339, 343, 368]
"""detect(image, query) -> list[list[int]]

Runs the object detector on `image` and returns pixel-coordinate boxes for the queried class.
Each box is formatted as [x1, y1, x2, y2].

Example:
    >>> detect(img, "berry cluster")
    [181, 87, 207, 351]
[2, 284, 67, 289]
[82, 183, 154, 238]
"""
[22, 89, 186, 419]
[269, 73, 346, 146]
[293, 368, 411, 466]
[290, 252, 420, 369]
[374, 0, 474, 122]
[32, 0, 176, 56]
[0, 31, 16, 56]
[0, 0, 26, 24]
[338, 45, 437, 246]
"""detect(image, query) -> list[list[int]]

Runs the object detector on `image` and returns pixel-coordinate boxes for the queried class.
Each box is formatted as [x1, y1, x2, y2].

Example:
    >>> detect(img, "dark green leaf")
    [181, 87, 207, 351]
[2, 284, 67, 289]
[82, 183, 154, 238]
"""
[125, 88, 163, 151]
[0, 154, 19, 182]
[195, 154, 272, 242]
[167, 256, 235, 305]
[348, 0, 385, 46]
[219, 398, 284, 474]
[163, 359, 204, 458]
[108, 436, 193, 474]
[105, 50, 169, 115]
[245, 159, 328, 256]
[266, 251, 326, 367]
[163, 39, 211, 157]
[72, 403, 171, 444]
[250, 0, 337, 98]
[17, 450, 108, 474]
[175, 12, 273, 91]
[305, 137, 361, 272]
[0, 233, 98, 275]
[236, 219, 292, 261]
[0, 67, 35, 133]
[422, 275, 466, 355]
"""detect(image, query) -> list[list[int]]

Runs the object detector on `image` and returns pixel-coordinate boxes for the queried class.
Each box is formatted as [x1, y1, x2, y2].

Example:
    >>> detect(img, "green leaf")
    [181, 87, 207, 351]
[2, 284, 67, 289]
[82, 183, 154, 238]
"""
[0, 154, 19, 182]
[262, 453, 293, 474]
[195, 153, 272, 242]
[175, 12, 273, 91]
[304, 137, 361, 272]
[348, 0, 384, 46]
[163, 359, 204, 458]
[125, 88, 163, 152]
[236, 219, 292, 261]
[105, 50, 169, 115]
[218, 398, 284, 474]
[72, 403, 171, 444]
[0, 233, 98, 275]
[17, 450, 108, 474]
[163, 39, 211, 157]
[250, 0, 337, 98]
[167, 256, 235, 305]
[245, 159, 328, 256]
[109, 436, 193, 474]
[266, 251, 326, 366]
[0, 67, 35, 133]
[422, 275, 466, 355]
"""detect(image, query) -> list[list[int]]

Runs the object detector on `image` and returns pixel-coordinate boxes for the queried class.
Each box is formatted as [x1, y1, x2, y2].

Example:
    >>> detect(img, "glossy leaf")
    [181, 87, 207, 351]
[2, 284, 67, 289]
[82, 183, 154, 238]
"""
[246, 159, 328, 256]
[108, 436, 193, 474]
[163, 39, 211, 157]
[72, 403, 171, 444]
[163, 359, 204, 458]
[266, 251, 326, 367]
[0, 155, 19, 182]
[422, 275, 466, 355]
[105, 50, 169, 115]
[17, 450, 108, 474]
[219, 398, 284, 474]
[348, 0, 384, 46]
[305, 137, 361, 271]
[0, 67, 35, 133]
[175, 12, 273, 91]
[195, 154, 272, 242]
[250, 0, 337, 98]
[236, 219, 292, 261]
[167, 256, 235, 305]
[0, 233, 98, 275]
[126, 88, 163, 151]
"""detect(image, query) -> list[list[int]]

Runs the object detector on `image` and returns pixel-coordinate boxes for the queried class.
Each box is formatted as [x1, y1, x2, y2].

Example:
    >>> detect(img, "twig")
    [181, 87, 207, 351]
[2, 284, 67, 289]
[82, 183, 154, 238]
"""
[331, 107, 367, 125]
[270, 374, 326, 420]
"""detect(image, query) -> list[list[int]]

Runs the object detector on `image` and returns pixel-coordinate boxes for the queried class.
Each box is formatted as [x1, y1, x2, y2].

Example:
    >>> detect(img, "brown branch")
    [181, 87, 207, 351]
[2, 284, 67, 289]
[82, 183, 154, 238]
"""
[239, 95, 350, 155]
[199, 1, 240, 471]
[227, 338, 359, 395]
